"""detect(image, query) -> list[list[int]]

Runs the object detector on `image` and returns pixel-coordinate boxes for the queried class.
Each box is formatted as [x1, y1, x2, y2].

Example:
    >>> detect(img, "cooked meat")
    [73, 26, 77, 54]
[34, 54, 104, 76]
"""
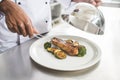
[51, 37, 79, 56]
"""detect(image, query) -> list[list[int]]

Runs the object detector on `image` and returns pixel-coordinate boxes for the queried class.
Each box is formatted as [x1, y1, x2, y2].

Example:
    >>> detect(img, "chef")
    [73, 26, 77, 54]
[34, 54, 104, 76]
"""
[0, 0, 101, 53]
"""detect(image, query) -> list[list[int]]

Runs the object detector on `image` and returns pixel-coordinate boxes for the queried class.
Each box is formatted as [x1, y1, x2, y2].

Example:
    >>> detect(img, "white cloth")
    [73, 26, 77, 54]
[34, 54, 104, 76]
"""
[0, 0, 71, 53]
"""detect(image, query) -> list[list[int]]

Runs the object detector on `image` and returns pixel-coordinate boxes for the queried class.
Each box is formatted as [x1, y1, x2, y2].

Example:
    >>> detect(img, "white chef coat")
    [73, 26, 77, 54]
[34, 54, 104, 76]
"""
[0, 0, 71, 53]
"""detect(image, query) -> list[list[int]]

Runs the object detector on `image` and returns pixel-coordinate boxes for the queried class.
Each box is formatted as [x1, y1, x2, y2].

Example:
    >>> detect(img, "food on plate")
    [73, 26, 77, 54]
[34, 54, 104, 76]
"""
[47, 47, 66, 59]
[51, 37, 86, 56]
[77, 45, 86, 57]
[44, 37, 86, 59]
[44, 42, 51, 49]
[51, 37, 79, 56]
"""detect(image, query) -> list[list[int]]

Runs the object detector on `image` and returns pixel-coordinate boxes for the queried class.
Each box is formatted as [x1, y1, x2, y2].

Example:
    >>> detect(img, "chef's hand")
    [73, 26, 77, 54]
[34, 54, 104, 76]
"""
[0, 0, 38, 38]
[72, 0, 102, 7]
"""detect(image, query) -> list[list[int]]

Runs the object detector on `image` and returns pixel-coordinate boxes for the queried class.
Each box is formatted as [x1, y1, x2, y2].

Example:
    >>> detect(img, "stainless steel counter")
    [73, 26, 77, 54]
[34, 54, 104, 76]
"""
[0, 6, 120, 80]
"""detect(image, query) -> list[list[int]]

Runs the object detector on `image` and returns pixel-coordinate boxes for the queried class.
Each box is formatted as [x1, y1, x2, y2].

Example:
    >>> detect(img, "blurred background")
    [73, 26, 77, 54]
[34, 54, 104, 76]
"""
[50, 0, 120, 26]
[102, 0, 120, 7]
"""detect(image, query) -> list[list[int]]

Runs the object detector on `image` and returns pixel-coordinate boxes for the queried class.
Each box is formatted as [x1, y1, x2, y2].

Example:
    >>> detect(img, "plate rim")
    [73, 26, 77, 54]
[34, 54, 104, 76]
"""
[29, 35, 101, 71]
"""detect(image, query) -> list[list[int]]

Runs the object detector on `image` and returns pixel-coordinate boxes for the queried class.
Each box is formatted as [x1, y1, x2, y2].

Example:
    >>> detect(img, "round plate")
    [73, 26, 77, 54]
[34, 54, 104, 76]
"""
[29, 35, 101, 71]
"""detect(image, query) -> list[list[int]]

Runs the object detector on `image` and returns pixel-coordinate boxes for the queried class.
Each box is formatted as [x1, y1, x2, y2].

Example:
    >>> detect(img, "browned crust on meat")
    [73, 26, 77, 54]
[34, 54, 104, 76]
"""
[51, 37, 78, 56]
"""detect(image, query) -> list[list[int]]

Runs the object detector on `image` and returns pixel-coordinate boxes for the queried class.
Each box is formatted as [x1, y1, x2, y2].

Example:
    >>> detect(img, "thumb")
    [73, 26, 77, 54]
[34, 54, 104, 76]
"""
[89, 0, 97, 6]
[33, 27, 39, 34]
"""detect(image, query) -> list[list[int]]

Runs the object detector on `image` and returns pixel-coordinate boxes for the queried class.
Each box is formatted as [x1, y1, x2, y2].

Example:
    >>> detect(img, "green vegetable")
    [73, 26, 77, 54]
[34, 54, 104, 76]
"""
[44, 42, 51, 49]
[77, 45, 86, 57]
[47, 47, 66, 59]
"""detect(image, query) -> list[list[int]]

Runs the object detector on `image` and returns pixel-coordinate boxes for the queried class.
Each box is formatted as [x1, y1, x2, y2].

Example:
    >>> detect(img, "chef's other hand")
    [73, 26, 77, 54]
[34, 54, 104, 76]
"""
[0, 0, 38, 38]
[72, 0, 101, 7]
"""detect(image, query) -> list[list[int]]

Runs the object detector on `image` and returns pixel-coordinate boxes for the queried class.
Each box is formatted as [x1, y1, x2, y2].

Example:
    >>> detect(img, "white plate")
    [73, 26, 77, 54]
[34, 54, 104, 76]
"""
[29, 35, 101, 71]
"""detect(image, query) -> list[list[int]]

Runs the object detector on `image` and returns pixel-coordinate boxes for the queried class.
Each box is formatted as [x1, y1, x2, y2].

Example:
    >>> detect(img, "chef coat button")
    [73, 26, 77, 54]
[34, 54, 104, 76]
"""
[45, 2, 47, 4]
[18, 2, 21, 5]
[45, 20, 48, 23]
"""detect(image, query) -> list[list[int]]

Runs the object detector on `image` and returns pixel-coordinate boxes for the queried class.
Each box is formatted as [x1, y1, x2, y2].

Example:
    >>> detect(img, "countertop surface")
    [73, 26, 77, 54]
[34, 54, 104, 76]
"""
[0, 6, 120, 80]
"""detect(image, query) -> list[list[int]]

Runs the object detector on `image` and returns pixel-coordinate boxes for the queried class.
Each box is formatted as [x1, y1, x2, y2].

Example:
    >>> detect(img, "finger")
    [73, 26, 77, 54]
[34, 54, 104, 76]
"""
[33, 27, 39, 34]
[95, 0, 102, 7]
[6, 19, 16, 33]
[89, 0, 97, 6]
[8, 26, 16, 33]
[13, 25, 21, 35]
[12, 21, 21, 35]
[6, 17, 15, 32]
[17, 22, 27, 37]
[28, 19, 39, 34]
[24, 21, 34, 38]
[5, 15, 21, 34]
[95, 2, 101, 7]
[95, 0, 102, 2]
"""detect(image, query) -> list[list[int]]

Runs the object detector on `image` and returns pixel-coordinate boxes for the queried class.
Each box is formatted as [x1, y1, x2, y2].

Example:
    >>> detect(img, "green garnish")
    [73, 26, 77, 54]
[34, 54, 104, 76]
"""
[44, 42, 51, 49]
[77, 45, 86, 57]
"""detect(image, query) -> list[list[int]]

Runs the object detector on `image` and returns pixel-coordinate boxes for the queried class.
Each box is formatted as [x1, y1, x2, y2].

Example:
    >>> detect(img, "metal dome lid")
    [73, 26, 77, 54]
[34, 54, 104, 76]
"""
[62, 2, 105, 35]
